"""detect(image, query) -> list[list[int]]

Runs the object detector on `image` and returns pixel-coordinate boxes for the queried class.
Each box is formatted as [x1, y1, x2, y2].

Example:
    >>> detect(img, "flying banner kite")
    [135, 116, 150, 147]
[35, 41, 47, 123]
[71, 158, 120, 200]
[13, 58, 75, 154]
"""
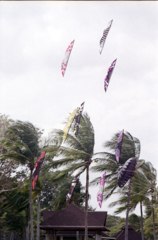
[63, 108, 77, 142]
[115, 129, 124, 163]
[61, 40, 75, 77]
[104, 59, 117, 92]
[99, 20, 113, 54]
[74, 102, 85, 137]
[97, 172, 106, 208]
[118, 157, 136, 188]
[32, 152, 46, 190]
[66, 174, 80, 206]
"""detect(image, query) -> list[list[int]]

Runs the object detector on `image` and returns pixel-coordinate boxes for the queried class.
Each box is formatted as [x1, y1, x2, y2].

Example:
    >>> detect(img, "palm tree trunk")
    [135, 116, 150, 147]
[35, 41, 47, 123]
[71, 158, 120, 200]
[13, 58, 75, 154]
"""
[140, 201, 144, 240]
[26, 217, 29, 240]
[9, 231, 14, 240]
[125, 177, 132, 240]
[30, 170, 34, 240]
[3, 227, 6, 240]
[85, 164, 89, 240]
[152, 208, 156, 240]
[36, 196, 40, 240]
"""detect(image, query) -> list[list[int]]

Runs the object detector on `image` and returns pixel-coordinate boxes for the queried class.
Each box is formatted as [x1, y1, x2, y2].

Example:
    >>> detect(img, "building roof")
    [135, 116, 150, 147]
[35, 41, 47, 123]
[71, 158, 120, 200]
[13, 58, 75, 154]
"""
[40, 204, 109, 231]
[112, 225, 147, 240]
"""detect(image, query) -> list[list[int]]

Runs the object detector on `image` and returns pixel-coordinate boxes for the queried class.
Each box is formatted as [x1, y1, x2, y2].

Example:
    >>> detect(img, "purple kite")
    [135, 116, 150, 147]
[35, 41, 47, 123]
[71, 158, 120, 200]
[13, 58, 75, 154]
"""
[99, 20, 113, 54]
[115, 129, 124, 163]
[32, 152, 46, 190]
[97, 172, 106, 208]
[118, 157, 136, 188]
[61, 40, 75, 77]
[104, 59, 117, 92]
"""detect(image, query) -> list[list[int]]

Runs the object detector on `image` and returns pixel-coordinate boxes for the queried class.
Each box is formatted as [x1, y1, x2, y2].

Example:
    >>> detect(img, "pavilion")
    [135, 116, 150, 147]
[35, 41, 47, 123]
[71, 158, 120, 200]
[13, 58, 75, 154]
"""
[40, 204, 115, 240]
[112, 225, 147, 240]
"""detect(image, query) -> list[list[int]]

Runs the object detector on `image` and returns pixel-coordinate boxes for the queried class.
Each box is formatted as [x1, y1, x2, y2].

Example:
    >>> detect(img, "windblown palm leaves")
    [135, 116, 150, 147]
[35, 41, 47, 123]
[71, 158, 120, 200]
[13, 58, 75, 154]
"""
[0, 121, 44, 240]
[91, 131, 142, 200]
[50, 112, 94, 175]
[0, 121, 42, 167]
[91, 131, 155, 240]
[50, 112, 95, 240]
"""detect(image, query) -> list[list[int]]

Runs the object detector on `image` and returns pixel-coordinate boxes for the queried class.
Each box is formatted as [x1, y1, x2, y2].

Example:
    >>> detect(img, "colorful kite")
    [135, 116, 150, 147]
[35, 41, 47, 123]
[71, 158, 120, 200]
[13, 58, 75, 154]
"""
[99, 20, 113, 54]
[74, 102, 85, 137]
[118, 157, 136, 188]
[104, 59, 117, 92]
[61, 40, 75, 77]
[63, 108, 77, 142]
[32, 152, 46, 190]
[66, 174, 80, 206]
[115, 129, 124, 163]
[97, 172, 106, 208]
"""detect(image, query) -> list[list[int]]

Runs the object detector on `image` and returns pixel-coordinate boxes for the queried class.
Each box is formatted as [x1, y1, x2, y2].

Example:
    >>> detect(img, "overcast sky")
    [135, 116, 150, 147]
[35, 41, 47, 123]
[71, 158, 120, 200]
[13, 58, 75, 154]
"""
[0, 1, 158, 217]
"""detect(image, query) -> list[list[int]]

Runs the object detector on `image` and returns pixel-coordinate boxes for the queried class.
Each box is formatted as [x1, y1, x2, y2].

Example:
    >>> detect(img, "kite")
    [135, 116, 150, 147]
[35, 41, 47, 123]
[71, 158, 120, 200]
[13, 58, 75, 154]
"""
[104, 59, 117, 92]
[115, 129, 124, 163]
[118, 157, 136, 188]
[74, 102, 85, 137]
[63, 108, 77, 142]
[99, 20, 113, 54]
[66, 174, 80, 206]
[61, 40, 75, 77]
[32, 152, 46, 190]
[97, 172, 106, 208]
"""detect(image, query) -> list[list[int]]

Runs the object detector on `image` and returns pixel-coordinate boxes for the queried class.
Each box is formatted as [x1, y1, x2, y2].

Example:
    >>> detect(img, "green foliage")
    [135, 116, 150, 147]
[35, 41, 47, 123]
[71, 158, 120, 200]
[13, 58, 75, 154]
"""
[106, 214, 125, 236]
[128, 213, 141, 233]
[144, 209, 158, 240]
[51, 176, 86, 210]
[91, 131, 143, 201]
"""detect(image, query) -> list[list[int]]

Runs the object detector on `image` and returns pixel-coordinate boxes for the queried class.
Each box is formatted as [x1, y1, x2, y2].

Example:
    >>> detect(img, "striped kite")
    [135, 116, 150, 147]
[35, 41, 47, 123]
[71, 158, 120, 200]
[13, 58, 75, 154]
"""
[66, 174, 80, 206]
[74, 102, 85, 137]
[99, 20, 113, 54]
[104, 59, 117, 92]
[63, 108, 77, 142]
[32, 152, 46, 190]
[97, 172, 106, 208]
[61, 40, 75, 77]
[118, 157, 136, 188]
[115, 129, 124, 163]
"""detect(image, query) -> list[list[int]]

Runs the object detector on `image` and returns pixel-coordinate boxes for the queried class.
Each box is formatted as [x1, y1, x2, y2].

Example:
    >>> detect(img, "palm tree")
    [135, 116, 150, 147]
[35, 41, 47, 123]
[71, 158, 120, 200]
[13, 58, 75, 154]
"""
[0, 121, 44, 240]
[144, 203, 158, 240]
[49, 112, 95, 240]
[91, 131, 144, 240]
[108, 162, 156, 240]
[143, 164, 157, 240]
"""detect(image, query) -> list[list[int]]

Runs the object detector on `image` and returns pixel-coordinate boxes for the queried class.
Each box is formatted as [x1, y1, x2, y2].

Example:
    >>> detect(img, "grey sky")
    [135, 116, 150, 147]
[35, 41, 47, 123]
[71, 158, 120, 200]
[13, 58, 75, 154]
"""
[0, 1, 158, 216]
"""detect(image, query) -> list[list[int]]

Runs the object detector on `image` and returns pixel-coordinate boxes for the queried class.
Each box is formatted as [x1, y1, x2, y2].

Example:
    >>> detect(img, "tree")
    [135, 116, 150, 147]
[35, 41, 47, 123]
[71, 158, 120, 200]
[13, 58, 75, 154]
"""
[108, 161, 157, 240]
[0, 114, 24, 196]
[49, 112, 95, 240]
[91, 131, 145, 240]
[144, 183, 158, 240]
[51, 175, 87, 210]
[0, 121, 43, 240]
[0, 178, 30, 240]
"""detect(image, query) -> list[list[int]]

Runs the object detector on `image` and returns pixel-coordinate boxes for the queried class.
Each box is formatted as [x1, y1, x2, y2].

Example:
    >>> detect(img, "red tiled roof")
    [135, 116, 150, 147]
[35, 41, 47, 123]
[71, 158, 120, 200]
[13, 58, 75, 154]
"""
[40, 204, 109, 231]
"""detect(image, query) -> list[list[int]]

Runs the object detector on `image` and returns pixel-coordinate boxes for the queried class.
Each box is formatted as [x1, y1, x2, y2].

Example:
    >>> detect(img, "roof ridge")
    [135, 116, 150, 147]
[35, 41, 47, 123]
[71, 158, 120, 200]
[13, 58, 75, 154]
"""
[66, 203, 84, 212]
[41, 210, 62, 225]
[116, 230, 124, 239]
